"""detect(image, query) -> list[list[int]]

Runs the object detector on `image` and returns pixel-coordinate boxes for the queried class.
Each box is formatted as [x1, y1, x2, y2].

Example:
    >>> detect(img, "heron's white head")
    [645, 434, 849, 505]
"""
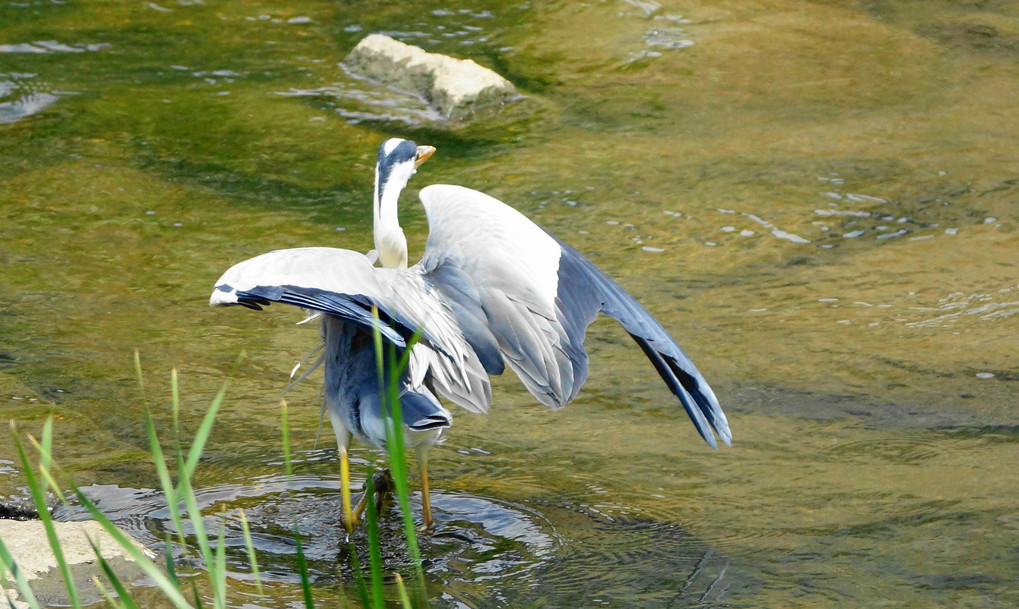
[373, 138, 435, 269]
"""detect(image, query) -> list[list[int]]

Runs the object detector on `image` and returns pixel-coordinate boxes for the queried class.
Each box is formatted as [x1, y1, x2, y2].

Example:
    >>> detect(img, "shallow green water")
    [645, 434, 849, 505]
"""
[2, 1, 1017, 607]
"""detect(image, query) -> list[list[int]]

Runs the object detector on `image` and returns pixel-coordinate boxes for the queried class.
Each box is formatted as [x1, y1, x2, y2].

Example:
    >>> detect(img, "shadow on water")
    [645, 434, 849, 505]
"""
[55, 448, 748, 609]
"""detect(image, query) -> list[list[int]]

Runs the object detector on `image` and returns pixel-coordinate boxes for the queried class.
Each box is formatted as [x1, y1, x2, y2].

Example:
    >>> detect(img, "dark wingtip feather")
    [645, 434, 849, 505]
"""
[549, 235, 732, 446]
[230, 285, 409, 348]
[664, 355, 731, 445]
[629, 333, 728, 449]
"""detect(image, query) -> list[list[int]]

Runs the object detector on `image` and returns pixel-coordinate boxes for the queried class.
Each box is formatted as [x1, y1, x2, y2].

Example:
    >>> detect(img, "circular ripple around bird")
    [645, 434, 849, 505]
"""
[56, 476, 758, 608]
[57, 474, 562, 585]
[479, 502, 755, 608]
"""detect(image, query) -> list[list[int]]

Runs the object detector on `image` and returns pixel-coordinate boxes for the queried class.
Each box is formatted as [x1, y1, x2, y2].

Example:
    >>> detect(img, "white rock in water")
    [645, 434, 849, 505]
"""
[0, 519, 152, 608]
[343, 34, 518, 120]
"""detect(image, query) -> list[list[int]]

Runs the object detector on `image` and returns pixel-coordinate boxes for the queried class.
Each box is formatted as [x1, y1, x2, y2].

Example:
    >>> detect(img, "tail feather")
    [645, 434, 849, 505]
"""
[399, 390, 452, 433]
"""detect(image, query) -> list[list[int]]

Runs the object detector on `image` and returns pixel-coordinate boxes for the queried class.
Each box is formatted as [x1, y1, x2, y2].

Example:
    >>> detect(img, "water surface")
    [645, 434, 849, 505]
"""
[1, 1, 1017, 607]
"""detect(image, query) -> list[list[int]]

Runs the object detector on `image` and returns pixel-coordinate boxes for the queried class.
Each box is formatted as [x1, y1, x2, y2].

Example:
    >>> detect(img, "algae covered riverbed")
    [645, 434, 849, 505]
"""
[1, 1, 1017, 607]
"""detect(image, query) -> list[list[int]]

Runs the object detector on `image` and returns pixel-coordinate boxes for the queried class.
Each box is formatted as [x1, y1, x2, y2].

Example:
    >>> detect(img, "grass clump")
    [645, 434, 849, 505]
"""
[0, 338, 429, 609]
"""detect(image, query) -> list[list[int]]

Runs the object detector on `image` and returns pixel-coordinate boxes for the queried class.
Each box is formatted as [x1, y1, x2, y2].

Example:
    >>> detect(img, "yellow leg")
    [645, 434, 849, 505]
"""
[344, 468, 395, 530]
[340, 446, 356, 532]
[351, 490, 370, 525]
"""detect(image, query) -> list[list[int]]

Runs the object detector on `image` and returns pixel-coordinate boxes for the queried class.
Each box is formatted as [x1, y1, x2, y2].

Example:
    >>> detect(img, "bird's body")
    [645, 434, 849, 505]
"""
[320, 315, 449, 453]
[211, 139, 731, 528]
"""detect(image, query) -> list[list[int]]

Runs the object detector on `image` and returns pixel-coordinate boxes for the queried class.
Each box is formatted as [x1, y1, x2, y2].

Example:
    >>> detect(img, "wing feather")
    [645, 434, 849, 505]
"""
[211, 246, 492, 414]
[212, 248, 414, 344]
[419, 184, 731, 447]
[553, 236, 730, 447]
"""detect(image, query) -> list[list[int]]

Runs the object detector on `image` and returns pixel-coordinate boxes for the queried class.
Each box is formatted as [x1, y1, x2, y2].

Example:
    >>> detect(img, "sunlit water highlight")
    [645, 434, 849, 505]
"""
[1, 0, 1017, 607]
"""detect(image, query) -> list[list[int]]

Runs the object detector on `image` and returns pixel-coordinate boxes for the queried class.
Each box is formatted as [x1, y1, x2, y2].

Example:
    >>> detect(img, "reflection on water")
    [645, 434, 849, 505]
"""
[280, 82, 445, 128]
[2, 0, 1018, 607]
[905, 284, 1019, 329]
[0, 41, 111, 54]
[57, 450, 742, 608]
[0, 73, 59, 124]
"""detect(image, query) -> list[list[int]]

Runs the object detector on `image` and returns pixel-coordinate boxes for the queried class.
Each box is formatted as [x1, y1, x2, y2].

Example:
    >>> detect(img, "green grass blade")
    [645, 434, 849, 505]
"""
[167, 377, 224, 603]
[182, 380, 229, 481]
[280, 399, 293, 478]
[213, 518, 227, 609]
[145, 409, 188, 549]
[11, 422, 82, 609]
[25, 435, 193, 609]
[179, 348, 245, 482]
[91, 574, 125, 609]
[171, 368, 181, 443]
[394, 574, 413, 608]
[166, 358, 238, 609]
[293, 530, 314, 609]
[63, 480, 195, 608]
[28, 439, 72, 515]
[238, 510, 263, 597]
[133, 350, 146, 395]
[189, 580, 205, 609]
[40, 418, 53, 473]
[362, 460, 384, 609]
[0, 555, 8, 606]
[163, 535, 179, 589]
[382, 343, 427, 596]
[86, 537, 140, 609]
[137, 353, 192, 549]
[348, 547, 372, 609]
[369, 313, 428, 602]
[170, 368, 185, 479]
[137, 356, 188, 549]
[175, 449, 216, 584]
[370, 306, 385, 389]
[0, 536, 42, 609]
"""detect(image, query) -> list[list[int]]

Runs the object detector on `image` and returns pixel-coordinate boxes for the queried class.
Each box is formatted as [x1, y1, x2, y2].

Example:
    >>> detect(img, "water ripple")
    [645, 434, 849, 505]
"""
[57, 474, 559, 582]
[904, 284, 1019, 328]
[0, 41, 111, 54]
[0, 73, 60, 124]
[53, 471, 754, 607]
[822, 437, 944, 464]
[279, 80, 444, 128]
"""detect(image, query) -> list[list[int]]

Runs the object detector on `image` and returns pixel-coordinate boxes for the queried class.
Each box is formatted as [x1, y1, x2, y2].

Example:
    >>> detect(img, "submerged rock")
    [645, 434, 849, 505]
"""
[342, 34, 518, 120]
[0, 519, 151, 608]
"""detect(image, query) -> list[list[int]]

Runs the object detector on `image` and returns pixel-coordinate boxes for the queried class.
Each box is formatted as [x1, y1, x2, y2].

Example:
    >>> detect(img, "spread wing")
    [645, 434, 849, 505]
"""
[418, 184, 731, 448]
[210, 246, 491, 414]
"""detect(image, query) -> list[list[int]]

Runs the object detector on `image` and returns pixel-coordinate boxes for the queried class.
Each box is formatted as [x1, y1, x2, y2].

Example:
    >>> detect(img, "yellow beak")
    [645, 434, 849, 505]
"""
[414, 145, 436, 168]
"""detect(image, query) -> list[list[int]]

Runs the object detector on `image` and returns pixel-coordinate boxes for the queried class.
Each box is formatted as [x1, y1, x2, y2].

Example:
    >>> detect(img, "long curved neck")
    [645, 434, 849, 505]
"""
[373, 172, 409, 269]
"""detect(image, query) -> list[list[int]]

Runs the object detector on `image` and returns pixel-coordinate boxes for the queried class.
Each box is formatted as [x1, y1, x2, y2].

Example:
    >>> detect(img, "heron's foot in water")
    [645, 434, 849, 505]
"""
[368, 468, 395, 498]
[342, 469, 396, 530]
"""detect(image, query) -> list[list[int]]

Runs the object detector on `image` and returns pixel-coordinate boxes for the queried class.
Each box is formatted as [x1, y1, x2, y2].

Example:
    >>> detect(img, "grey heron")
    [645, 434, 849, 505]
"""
[210, 138, 731, 530]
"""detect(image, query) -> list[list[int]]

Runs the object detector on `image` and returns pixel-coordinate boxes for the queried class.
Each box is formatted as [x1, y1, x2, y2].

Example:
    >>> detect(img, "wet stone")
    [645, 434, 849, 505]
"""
[0, 519, 151, 608]
[341, 34, 519, 120]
